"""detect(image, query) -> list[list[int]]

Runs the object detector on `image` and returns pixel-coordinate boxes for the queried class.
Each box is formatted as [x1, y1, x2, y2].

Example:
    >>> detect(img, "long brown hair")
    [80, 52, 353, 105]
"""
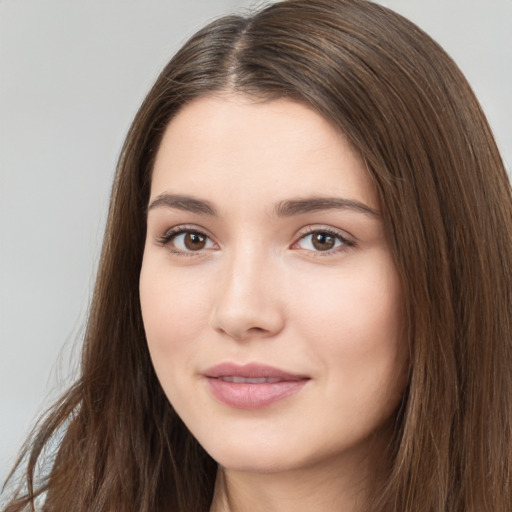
[4, 0, 512, 510]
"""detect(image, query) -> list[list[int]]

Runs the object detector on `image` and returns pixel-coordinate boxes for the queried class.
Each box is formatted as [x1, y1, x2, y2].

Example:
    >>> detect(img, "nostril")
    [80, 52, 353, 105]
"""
[248, 327, 266, 334]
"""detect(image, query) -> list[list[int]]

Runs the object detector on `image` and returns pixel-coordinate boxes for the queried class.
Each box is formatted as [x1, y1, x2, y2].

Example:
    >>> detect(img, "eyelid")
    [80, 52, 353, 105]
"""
[154, 223, 356, 257]
[291, 225, 356, 254]
[156, 224, 219, 255]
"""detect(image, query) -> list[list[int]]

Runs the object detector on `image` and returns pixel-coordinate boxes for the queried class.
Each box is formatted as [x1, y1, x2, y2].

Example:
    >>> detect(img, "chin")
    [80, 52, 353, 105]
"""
[199, 435, 305, 474]
[214, 453, 300, 475]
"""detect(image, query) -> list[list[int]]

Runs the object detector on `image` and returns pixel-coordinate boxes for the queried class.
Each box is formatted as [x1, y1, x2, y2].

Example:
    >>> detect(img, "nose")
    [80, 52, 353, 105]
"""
[209, 248, 286, 341]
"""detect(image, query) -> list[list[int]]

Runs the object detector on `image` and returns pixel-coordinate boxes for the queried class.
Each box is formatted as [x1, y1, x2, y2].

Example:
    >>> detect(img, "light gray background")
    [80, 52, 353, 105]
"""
[1, 0, 511, 483]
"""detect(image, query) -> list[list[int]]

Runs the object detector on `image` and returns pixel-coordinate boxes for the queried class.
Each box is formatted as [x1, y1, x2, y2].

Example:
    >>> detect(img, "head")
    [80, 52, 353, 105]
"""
[16, 1, 511, 511]
[139, 91, 408, 509]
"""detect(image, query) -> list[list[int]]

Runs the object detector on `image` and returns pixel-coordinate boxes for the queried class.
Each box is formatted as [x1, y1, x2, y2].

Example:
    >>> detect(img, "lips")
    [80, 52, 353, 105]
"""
[204, 363, 309, 409]
[218, 376, 283, 384]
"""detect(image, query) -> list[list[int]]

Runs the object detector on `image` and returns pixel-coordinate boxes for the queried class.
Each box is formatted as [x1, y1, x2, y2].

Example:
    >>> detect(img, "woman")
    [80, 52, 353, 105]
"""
[3, 0, 512, 511]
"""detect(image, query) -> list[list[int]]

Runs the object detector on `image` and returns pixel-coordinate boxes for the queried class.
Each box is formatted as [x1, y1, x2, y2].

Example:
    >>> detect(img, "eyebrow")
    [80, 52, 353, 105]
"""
[147, 193, 218, 216]
[147, 193, 380, 218]
[274, 197, 380, 218]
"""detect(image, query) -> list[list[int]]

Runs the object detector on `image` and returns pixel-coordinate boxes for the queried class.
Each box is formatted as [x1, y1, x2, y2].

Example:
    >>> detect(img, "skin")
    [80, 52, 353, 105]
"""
[139, 94, 408, 512]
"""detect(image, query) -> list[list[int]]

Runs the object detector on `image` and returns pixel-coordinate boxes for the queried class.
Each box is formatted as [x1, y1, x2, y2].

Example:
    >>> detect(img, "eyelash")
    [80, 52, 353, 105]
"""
[156, 225, 355, 257]
[293, 227, 355, 256]
[157, 225, 215, 257]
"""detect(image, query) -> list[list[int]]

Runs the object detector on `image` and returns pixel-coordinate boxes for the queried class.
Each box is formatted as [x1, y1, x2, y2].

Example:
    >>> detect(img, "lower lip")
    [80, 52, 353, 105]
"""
[206, 378, 308, 409]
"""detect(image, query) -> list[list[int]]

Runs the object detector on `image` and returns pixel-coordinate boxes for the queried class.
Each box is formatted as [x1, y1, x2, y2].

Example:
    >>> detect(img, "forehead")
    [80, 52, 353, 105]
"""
[150, 94, 378, 210]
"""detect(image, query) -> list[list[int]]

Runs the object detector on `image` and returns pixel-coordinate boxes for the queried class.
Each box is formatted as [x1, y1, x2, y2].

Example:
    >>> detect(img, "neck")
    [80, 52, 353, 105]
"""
[209, 441, 389, 512]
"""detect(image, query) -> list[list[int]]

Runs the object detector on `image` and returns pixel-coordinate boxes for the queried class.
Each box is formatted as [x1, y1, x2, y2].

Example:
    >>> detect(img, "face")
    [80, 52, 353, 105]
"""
[140, 94, 407, 476]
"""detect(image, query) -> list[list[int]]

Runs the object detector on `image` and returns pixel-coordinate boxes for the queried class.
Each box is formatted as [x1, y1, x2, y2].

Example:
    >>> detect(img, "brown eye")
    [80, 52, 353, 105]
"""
[162, 230, 215, 253]
[295, 230, 350, 253]
[312, 232, 336, 251]
[184, 232, 207, 251]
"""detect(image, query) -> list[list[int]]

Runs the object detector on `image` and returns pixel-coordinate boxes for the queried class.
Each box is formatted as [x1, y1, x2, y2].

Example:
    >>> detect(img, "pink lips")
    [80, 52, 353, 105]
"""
[204, 363, 309, 409]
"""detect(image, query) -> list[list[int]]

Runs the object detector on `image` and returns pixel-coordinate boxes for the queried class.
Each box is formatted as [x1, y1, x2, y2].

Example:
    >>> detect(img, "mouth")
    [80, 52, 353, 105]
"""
[216, 376, 286, 384]
[204, 363, 310, 409]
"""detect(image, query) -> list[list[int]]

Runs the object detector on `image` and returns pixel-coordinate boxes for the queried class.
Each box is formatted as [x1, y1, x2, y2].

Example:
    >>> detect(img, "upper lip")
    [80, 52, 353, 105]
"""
[204, 362, 309, 381]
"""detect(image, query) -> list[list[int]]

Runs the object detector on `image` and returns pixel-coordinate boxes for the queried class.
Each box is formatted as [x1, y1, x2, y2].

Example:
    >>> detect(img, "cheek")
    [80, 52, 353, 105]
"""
[295, 258, 402, 346]
[139, 257, 212, 374]
[293, 256, 406, 398]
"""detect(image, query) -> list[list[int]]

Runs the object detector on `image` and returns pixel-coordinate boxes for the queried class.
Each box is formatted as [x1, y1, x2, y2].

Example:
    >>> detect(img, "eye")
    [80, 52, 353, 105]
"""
[158, 228, 216, 254]
[294, 229, 354, 253]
